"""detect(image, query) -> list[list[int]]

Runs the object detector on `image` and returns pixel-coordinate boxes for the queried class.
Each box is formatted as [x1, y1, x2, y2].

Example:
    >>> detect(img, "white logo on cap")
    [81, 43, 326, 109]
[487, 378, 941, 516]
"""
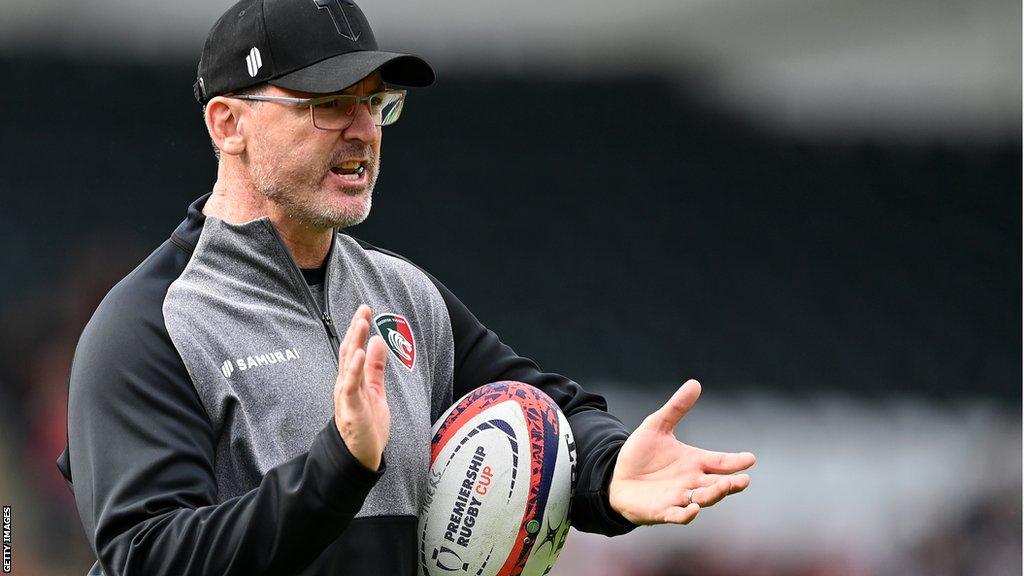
[245, 47, 263, 77]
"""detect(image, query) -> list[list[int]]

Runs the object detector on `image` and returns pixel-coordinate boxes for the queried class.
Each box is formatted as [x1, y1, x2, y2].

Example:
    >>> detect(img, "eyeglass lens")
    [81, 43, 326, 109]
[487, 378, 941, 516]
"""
[311, 92, 404, 129]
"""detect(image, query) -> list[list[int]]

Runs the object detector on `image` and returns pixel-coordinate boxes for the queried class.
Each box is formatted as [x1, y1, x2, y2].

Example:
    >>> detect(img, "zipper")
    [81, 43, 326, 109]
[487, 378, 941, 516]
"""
[263, 221, 341, 364]
[321, 311, 339, 345]
[319, 235, 341, 358]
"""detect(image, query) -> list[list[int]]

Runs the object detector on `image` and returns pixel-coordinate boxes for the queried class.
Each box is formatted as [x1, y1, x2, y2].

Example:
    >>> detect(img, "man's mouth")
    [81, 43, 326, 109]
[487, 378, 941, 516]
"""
[329, 160, 367, 181]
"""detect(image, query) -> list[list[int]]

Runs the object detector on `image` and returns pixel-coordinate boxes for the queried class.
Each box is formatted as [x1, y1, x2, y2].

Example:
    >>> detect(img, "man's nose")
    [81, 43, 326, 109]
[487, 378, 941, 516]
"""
[342, 101, 379, 144]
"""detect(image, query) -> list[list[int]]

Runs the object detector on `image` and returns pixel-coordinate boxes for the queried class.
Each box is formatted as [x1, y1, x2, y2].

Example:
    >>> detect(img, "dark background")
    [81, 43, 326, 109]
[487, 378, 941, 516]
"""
[2, 57, 1018, 399]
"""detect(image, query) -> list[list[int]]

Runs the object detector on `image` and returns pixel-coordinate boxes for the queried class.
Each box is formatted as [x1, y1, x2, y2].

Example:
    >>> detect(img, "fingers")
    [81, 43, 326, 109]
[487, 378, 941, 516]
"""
[343, 347, 366, 399]
[336, 305, 374, 404]
[331, 306, 388, 472]
[337, 312, 391, 407]
[648, 379, 701, 433]
[338, 310, 357, 373]
[692, 473, 733, 488]
[689, 474, 750, 508]
[364, 335, 389, 394]
[338, 305, 372, 375]
[662, 503, 700, 525]
[700, 450, 756, 474]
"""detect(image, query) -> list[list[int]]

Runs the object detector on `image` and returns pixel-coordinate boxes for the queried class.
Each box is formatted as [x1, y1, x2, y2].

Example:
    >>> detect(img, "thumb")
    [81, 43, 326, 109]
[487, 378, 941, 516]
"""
[647, 379, 701, 434]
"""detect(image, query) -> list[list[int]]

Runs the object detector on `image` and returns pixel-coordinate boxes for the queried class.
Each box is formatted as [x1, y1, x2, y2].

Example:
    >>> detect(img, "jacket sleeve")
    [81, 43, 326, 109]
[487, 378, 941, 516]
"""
[64, 267, 383, 575]
[425, 275, 638, 537]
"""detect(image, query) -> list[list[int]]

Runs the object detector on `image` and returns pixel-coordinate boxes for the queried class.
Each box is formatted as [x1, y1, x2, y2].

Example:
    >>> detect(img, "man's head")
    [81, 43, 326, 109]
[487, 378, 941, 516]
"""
[205, 72, 390, 228]
[195, 0, 433, 229]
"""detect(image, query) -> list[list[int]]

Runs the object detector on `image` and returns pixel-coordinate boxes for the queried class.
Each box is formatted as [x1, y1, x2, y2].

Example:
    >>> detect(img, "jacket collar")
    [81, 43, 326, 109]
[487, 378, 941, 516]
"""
[169, 193, 342, 270]
[170, 192, 347, 259]
[170, 193, 211, 254]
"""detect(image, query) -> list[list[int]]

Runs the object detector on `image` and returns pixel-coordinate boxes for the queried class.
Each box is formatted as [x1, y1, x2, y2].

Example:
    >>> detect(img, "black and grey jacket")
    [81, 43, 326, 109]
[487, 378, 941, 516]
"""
[57, 194, 636, 576]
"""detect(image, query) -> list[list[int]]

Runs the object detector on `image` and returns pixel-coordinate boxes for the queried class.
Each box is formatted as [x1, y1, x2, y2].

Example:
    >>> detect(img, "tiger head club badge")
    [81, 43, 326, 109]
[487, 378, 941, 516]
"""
[374, 313, 416, 370]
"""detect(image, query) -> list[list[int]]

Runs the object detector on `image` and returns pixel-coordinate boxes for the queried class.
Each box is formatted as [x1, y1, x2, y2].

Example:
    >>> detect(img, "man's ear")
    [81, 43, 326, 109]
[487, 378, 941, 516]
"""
[205, 97, 248, 156]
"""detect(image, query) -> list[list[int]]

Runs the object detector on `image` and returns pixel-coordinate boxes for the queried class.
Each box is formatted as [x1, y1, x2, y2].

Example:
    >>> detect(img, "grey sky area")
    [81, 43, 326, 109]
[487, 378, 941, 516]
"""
[3, 0, 1020, 141]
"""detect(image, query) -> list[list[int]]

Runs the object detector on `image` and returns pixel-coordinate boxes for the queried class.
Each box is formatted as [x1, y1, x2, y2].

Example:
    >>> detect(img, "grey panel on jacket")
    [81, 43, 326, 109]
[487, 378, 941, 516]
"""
[163, 216, 454, 518]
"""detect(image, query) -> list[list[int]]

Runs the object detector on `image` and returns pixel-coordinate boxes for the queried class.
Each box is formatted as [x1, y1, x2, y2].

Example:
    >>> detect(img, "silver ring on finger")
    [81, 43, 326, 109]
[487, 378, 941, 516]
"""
[687, 488, 697, 507]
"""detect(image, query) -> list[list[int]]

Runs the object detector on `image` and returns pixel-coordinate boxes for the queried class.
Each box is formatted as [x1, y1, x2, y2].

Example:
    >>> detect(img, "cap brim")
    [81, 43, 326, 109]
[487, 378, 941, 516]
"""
[269, 51, 434, 94]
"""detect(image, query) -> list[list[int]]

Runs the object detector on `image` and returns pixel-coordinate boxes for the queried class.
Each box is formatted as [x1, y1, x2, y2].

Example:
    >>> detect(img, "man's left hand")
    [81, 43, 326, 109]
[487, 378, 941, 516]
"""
[608, 379, 756, 526]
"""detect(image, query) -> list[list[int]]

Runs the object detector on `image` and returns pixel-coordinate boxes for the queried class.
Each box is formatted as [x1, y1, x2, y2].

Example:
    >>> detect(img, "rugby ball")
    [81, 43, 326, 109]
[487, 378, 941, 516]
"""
[418, 381, 576, 576]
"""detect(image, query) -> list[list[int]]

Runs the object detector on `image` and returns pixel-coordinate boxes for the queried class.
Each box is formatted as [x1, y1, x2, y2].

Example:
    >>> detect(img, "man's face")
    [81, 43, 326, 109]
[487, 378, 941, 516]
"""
[245, 72, 384, 229]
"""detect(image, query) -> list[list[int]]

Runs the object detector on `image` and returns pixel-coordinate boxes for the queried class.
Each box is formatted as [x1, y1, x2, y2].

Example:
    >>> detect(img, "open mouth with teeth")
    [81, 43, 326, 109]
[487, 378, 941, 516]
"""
[329, 160, 366, 181]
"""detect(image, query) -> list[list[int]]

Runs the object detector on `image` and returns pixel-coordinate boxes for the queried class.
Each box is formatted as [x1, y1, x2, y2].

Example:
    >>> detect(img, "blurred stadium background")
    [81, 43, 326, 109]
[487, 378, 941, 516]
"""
[0, 0, 1020, 574]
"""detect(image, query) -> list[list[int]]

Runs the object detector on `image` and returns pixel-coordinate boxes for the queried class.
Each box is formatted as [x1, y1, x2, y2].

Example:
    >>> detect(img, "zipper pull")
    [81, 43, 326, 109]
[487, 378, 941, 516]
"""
[321, 312, 339, 341]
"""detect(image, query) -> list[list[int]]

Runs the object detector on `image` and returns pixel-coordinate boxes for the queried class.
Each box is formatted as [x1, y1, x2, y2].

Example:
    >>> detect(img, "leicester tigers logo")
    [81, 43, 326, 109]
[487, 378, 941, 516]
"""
[374, 313, 416, 370]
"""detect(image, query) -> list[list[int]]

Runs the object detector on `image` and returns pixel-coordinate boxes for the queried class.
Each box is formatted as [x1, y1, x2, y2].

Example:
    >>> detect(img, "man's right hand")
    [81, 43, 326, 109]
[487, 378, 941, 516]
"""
[333, 304, 391, 471]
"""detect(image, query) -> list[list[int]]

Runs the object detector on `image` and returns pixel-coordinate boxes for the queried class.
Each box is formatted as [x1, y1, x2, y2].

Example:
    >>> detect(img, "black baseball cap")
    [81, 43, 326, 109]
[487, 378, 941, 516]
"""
[194, 0, 434, 104]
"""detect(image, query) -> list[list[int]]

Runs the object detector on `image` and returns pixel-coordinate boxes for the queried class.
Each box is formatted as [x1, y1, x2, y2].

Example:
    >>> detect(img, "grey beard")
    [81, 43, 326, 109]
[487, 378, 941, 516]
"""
[253, 151, 379, 229]
[262, 181, 375, 229]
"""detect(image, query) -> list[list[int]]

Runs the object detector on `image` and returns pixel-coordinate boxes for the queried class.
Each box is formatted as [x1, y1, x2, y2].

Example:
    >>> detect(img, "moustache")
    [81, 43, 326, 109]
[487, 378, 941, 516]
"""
[327, 147, 376, 169]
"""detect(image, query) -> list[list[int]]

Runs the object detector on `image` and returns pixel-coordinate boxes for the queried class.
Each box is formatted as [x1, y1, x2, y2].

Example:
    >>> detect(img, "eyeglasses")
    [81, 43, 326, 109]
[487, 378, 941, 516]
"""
[226, 89, 407, 130]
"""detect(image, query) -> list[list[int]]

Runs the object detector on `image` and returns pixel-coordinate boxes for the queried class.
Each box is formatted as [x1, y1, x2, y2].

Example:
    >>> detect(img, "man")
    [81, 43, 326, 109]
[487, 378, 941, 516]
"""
[57, 1, 756, 574]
